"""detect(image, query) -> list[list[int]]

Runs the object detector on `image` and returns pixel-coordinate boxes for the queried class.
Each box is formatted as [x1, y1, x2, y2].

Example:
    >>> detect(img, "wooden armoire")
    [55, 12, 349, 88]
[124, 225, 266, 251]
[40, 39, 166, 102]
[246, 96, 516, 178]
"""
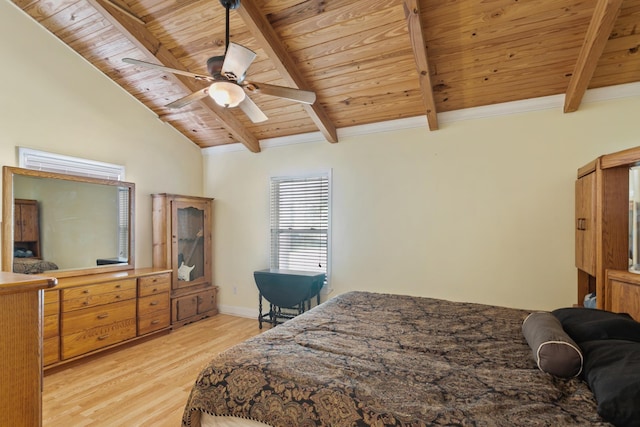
[575, 146, 640, 309]
[151, 194, 218, 328]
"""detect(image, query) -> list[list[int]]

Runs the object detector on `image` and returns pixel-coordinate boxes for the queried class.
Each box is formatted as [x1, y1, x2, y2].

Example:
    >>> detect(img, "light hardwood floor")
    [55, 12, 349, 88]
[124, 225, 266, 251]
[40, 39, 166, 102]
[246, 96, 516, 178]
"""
[43, 314, 264, 427]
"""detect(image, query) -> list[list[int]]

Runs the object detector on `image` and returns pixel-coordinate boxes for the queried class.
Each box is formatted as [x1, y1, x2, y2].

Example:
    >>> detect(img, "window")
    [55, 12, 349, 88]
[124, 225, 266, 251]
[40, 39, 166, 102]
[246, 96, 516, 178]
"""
[18, 147, 125, 180]
[270, 172, 330, 282]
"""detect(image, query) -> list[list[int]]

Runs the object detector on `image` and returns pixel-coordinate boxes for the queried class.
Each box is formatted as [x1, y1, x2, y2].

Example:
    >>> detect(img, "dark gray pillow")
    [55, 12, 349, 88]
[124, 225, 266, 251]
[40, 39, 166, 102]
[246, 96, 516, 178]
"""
[552, 307, 640, 344]
[581, 339, 640, 427]
[522, 312, 583, 377]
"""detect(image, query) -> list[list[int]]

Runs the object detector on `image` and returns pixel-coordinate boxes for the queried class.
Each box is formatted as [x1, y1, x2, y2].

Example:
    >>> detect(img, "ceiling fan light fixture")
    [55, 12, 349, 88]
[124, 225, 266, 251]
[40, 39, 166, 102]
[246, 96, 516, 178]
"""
[209, 81, 245, 108]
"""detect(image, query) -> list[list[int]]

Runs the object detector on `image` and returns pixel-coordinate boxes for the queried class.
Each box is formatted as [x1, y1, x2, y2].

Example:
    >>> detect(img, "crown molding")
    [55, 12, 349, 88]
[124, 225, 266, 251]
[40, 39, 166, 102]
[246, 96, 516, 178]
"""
[583, 81, 640, 103]
[203, 81, 640, 155]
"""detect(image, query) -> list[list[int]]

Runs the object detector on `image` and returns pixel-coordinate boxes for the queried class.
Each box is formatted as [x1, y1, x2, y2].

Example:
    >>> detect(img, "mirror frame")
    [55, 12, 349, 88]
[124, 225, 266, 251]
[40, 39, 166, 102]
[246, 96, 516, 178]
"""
[2, 166, 135, 278]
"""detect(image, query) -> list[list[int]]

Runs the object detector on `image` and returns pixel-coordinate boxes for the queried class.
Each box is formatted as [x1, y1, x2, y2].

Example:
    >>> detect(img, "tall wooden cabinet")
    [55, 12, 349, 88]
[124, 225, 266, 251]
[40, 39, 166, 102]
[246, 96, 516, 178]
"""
[14, 198, 40, 258]
[0, 272, 56, 427]
[575, 147, 638, 309]
[152, 194, 218, 328]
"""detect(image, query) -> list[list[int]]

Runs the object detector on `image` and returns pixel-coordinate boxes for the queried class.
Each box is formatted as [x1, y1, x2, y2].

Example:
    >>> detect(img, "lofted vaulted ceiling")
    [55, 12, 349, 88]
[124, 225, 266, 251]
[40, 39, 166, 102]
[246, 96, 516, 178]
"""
[11, 0, 640, 153]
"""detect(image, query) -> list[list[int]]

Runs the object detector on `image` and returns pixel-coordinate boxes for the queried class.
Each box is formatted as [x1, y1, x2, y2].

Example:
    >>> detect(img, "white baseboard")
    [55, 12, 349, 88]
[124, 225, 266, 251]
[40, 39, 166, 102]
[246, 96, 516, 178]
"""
[219, 288, 333, 319]
[218, 304, 258, 319]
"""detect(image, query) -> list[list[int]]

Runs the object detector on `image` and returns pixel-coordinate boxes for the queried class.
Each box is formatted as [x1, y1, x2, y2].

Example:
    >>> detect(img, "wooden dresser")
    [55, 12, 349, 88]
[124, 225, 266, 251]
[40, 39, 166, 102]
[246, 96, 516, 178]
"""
[0, 272, 56, 427]
[44, 268, 171, 369]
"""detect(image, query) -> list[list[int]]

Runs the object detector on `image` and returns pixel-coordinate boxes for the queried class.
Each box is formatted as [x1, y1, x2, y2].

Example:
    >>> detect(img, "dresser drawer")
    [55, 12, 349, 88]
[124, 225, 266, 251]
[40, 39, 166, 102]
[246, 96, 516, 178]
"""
[62, 318, 136, 359]
[138, 273, 171, 297]
[138, 293, 170, 317]
[43, 313, 59, 339]
[44, 290, 59, 316]
[62, 299, 136, 336]
[138, 311, 170, 335]
[62, 279, 136, 312]
[43, 336, 59, 366]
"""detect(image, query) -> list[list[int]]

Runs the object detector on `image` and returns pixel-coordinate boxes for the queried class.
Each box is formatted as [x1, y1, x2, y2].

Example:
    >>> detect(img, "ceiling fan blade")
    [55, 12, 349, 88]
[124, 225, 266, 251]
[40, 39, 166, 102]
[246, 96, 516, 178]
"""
[122, 58, 214, 83]
[165, 88, 210, 109]
[238, 96, 268, 123]
[243, 81, 316, 104]
[221, 43, 256, 83]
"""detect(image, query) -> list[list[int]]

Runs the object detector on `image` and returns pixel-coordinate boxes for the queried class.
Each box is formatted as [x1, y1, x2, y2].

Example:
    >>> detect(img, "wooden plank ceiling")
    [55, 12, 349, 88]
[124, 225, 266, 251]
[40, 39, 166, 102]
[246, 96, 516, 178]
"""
[12, 0, 640, 152]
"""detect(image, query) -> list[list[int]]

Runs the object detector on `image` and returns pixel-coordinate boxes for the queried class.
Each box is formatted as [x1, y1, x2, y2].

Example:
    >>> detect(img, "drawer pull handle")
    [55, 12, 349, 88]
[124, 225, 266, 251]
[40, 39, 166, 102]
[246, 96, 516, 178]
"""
[97, 334, 109, 341]
[97, 313, 109, 319]
[150, 301, 159, 306]
[115, 284, 121, 289]
[83, 301, 89, 306]
[151, 320, 160, 325]
[115, 295, 121, 299]
[83, 289, 90, 294]
[152, 288, 158, 293]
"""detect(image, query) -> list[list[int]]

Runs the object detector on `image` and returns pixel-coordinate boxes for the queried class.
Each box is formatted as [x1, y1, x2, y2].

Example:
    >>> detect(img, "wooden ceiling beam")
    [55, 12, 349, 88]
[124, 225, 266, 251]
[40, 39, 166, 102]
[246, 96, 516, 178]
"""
[88, 0, 261, 153]
[564, 0, 623, 113]
[403, 0, 438, 131]
[236, 0, 338, 143]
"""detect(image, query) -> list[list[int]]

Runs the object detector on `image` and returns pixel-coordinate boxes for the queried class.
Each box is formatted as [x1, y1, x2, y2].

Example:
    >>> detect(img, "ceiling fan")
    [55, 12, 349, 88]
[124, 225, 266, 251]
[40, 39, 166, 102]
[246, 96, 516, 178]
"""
[121, 0, 316, 123]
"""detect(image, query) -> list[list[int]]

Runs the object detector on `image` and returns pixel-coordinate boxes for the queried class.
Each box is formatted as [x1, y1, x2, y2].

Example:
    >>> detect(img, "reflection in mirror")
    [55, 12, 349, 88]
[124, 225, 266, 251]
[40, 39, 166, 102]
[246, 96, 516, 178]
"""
[2, 166, 135, 277]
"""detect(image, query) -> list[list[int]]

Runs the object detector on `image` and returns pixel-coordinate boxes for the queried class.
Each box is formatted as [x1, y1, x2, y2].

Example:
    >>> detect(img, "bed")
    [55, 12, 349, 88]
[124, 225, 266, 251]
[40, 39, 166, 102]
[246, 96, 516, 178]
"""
[13, 257, 58, 274]
[182, 291, 640, 427]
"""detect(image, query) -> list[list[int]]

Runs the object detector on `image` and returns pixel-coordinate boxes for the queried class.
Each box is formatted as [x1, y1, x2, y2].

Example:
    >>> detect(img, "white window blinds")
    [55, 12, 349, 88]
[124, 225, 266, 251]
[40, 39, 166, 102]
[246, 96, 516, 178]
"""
[18, 147, 125, 180]
[270, 173, 330, 276]
[118, 187, 129, 260]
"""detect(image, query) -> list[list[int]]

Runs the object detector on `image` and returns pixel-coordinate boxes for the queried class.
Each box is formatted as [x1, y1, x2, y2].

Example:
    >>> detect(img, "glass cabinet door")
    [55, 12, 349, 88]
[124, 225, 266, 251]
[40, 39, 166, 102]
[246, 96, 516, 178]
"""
[172, 199, 210, 288]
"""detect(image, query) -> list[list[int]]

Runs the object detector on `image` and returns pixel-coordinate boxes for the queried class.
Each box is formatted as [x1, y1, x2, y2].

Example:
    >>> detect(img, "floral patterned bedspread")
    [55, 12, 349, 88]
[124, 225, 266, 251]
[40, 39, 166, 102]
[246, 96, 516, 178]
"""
[182, 291, 610, 426]
[13, 257, 58, 274]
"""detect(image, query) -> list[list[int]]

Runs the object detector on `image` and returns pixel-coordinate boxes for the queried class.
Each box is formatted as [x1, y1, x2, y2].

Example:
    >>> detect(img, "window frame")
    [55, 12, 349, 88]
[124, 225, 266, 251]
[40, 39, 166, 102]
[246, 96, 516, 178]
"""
[269, 171, 332, 288]
[18, 147, 125, 180]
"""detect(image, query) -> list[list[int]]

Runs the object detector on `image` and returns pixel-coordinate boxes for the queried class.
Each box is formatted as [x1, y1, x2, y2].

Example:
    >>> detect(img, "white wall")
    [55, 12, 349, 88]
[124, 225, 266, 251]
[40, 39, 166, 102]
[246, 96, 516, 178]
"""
[0, 0, 204, 268]
[205, 95, 640, 314]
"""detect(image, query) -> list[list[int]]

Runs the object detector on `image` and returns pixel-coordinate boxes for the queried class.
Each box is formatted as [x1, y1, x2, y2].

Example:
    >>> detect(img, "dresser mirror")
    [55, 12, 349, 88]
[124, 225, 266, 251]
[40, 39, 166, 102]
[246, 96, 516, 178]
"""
[2, 166, 135, 277]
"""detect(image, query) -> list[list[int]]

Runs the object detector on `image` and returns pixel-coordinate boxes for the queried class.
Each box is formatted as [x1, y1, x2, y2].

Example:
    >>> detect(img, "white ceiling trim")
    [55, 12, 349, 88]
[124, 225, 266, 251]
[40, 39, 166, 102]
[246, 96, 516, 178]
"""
[203, 81, 640, 155]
